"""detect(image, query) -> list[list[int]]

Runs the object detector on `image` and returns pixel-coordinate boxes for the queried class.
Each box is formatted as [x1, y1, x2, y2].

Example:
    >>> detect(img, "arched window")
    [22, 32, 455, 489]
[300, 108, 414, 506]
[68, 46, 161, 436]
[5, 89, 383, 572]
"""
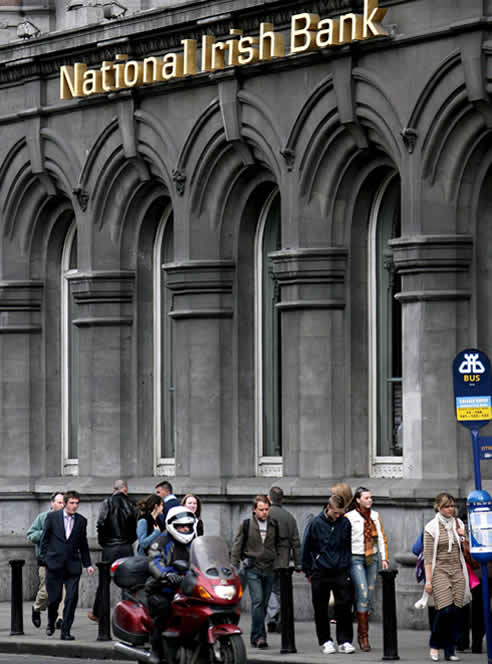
[368, 174, 402, 473]
[255, 190, 282, 476]
[61, 222, 78, 476]
[154, 210, 175, 475]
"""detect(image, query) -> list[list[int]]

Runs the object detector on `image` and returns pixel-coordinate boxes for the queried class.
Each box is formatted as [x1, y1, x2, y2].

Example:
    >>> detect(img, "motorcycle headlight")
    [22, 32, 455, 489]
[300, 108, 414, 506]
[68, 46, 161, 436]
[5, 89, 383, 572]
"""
[214, 586, 237, 601]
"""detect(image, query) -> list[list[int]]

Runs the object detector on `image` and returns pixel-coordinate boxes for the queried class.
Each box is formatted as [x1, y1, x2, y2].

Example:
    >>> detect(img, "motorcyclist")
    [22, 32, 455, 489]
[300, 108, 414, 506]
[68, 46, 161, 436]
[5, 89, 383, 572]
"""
[145, 505, 197, 664]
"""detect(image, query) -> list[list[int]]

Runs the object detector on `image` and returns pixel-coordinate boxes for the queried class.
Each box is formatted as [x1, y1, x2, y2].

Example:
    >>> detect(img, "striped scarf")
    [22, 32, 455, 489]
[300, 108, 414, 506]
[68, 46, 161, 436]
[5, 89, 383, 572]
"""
[356, 506, 378, 565]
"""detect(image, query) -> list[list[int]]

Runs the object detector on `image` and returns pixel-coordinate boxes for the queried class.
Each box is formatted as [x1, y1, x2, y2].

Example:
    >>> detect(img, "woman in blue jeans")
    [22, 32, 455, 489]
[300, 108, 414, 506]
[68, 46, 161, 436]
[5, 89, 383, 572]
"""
[345, 487, 389, 652]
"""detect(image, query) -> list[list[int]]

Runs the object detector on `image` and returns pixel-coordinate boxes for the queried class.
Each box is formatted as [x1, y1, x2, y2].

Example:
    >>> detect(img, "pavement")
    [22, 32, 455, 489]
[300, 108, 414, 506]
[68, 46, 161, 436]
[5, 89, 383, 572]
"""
[0, 603, 488, 663]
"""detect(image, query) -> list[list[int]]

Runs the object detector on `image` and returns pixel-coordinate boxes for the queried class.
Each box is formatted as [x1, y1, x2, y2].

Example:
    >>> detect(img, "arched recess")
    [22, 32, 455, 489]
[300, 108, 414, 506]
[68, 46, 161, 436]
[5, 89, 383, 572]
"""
[130, 188, 175, 477]
[468, 133, 492, 364]
[29, 195, 76, 476]
[220, 167, 280, 477]
[344, 159, 402, 478]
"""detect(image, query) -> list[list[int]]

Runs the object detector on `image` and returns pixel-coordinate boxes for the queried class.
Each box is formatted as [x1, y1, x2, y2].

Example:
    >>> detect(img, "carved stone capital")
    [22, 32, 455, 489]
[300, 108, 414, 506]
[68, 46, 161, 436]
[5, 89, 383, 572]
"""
[281, 148, 296, 171]
[68, 270, 135, 305]
[72, 186, 89, 211]
[401, 127, 418, 154]
[270, 248, 348, 311]
[172, 168, 186, 196]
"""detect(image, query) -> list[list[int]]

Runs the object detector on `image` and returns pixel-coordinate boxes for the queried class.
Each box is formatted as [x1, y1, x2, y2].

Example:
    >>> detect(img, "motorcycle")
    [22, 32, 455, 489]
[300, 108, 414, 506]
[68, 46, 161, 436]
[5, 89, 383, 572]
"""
[111, 535, 246, 664]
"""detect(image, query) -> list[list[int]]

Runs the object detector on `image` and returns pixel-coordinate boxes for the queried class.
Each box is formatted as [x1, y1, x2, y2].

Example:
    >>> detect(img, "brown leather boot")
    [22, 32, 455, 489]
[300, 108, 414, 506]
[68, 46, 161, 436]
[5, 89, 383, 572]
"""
[357, 611, 371, 651]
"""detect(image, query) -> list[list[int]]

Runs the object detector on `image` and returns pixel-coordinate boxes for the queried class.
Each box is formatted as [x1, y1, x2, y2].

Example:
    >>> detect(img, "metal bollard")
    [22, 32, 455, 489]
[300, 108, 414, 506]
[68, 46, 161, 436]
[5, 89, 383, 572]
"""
[9, 559, 25, 636]
[96, 561, 112, 641]
[378, 568, 399, 660]
[279, 567, 297, 654]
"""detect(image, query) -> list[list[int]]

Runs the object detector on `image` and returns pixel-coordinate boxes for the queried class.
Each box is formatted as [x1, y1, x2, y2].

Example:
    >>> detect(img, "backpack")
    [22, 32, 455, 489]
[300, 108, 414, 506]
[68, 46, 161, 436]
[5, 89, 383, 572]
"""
[239, 517, 279, 560]
[415, 551, 425, 583]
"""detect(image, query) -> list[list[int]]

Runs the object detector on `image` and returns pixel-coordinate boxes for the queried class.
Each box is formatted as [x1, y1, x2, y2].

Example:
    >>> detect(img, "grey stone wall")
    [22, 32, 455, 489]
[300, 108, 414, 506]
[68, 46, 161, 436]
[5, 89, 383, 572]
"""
[0, 0, 489, 631]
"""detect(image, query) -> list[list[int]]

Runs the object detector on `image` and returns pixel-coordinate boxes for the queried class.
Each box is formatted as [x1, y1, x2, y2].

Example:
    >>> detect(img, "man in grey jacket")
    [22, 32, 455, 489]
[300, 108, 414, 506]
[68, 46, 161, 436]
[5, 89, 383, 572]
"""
[266, 486, 302, 633]
[231, 495, 279, 649]
[27, 492, 65, 630]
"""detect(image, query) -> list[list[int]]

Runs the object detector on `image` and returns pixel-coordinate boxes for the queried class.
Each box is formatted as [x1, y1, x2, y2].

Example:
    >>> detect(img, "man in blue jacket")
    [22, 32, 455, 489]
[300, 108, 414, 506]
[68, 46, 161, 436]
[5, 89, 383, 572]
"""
[302, 494, 355, 655]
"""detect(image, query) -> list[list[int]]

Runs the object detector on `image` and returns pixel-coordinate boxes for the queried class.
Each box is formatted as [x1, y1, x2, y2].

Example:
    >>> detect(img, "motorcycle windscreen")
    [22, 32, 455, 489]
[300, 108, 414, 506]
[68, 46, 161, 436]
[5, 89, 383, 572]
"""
[190, 535, 235, 581]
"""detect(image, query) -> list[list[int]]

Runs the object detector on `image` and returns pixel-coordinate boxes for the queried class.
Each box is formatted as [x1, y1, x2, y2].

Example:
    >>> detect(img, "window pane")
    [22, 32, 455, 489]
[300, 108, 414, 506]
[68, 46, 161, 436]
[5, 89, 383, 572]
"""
[262, 195, 281, 457]
[375, 178, 402, 456]
[160, 216, 174, 459]
[62, 225, 78, 466]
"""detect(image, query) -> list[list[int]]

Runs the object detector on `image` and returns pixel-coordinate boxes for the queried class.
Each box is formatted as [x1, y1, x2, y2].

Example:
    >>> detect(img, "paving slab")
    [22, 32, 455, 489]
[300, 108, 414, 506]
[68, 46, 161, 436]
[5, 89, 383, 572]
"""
[0, 603, 487, 663]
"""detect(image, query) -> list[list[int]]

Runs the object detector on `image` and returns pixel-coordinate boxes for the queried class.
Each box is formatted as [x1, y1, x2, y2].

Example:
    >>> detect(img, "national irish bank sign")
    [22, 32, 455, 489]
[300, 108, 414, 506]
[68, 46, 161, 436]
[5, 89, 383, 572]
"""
[60, 0, 388, 100]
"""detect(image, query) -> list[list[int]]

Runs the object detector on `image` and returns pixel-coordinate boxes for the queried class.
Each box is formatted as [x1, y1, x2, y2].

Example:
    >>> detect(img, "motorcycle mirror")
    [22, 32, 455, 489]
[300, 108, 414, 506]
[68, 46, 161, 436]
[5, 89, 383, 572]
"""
[174, 560, 189, 574]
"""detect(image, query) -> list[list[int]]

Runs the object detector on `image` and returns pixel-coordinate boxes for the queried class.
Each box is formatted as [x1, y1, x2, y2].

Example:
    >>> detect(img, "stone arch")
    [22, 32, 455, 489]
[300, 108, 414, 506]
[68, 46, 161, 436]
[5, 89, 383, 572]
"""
[283, 63, 402, 246]
[79, 114, 175, 227]
[174, 91, 282, 260]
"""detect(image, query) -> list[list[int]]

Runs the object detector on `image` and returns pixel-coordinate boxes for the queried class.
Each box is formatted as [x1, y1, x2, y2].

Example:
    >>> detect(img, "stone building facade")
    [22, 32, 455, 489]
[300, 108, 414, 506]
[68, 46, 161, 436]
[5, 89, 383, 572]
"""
[0, 0, 491, 625]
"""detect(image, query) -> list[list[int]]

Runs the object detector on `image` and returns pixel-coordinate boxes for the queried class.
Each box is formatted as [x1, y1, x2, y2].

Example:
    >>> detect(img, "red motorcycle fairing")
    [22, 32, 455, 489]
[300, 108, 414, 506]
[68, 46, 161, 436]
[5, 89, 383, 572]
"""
[207, 623, 242, 645]
[112, 599, 153, 646]
[168, 597, 240, 641]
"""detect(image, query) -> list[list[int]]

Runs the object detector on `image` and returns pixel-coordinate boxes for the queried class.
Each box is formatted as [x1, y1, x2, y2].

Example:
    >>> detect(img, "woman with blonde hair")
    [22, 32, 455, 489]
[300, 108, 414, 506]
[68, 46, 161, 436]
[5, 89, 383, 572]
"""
[423, 493, 470, 662]
[181, 493, 204, 536]
[330, 483, 353, 511]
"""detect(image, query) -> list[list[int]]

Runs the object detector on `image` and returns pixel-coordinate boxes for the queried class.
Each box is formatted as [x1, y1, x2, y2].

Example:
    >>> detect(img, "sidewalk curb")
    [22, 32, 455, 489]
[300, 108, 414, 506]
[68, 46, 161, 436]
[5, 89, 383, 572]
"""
[0, 637, 118, 660]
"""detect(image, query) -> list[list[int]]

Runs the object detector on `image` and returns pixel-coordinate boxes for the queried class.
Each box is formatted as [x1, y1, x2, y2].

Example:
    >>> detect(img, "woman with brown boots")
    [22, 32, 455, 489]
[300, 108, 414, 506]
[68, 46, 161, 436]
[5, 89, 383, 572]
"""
[345, 487, 389, 652]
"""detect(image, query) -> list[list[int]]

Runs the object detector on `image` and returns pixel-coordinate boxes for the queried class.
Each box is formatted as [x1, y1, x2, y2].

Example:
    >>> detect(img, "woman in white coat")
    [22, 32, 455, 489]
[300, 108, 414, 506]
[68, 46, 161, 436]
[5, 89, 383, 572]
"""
[345, 487, 388, 652]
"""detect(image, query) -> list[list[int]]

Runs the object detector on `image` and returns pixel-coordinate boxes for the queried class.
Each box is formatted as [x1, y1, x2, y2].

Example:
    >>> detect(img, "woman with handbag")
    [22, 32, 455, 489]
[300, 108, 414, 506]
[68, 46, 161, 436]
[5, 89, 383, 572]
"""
[423, 493, 471, 662]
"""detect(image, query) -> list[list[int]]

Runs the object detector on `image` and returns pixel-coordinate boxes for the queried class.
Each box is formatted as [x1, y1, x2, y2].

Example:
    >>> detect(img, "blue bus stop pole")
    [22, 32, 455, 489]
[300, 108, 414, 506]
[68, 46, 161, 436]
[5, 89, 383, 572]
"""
[472, 428, 492, 664]
[480, 567, 492, 664]
[472, 428, 482, 489]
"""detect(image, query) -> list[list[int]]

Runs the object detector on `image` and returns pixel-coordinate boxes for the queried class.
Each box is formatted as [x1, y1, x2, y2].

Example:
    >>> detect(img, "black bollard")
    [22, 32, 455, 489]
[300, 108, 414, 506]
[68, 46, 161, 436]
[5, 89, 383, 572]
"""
[9, 559, 25, 636]
[279, 567, 297, 654]
[378, 568, 399, 660]
[96, 561, 112, 641]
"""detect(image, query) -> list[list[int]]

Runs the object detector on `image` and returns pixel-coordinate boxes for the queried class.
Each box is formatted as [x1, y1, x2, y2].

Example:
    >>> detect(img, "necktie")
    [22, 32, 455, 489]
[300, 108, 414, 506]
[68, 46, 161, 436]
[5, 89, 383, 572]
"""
[65, 515, 73, 538]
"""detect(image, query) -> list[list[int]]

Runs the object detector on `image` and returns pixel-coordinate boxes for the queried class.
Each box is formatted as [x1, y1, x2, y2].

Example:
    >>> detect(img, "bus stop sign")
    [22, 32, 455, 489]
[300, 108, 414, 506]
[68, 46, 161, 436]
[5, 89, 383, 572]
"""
[453, 348, 492, 430]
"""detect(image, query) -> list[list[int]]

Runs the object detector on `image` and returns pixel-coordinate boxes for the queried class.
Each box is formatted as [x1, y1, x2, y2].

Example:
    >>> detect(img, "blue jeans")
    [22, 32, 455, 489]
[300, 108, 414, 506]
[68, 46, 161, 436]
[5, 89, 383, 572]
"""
[246, 568, 274, 643]
[350, 555, 377, 613]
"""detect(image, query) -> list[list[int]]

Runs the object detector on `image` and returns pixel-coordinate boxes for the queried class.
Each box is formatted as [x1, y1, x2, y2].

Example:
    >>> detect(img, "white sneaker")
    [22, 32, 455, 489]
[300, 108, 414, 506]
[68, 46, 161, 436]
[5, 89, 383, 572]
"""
[338, 642, 356, 654]
[320, 640, 336, 654]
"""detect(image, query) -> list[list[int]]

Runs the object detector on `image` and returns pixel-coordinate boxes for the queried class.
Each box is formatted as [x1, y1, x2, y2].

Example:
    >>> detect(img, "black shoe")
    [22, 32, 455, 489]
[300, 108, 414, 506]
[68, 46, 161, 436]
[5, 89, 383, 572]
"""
[60, 633, 75, 641]
[55, 619, 63, 630]
[32, 607, 41, 629]
[46, 624, 55, 636]
[257, 639, 269, 649]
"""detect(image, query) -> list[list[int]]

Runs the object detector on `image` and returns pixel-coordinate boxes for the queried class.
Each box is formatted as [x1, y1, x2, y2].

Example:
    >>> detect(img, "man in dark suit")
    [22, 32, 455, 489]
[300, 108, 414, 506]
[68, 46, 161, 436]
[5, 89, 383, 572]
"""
[40, 490, 94, 640]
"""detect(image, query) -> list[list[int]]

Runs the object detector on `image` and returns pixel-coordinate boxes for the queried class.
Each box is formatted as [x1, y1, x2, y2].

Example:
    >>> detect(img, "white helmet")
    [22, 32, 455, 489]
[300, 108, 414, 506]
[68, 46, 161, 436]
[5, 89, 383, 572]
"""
[165, 506, 197, 545]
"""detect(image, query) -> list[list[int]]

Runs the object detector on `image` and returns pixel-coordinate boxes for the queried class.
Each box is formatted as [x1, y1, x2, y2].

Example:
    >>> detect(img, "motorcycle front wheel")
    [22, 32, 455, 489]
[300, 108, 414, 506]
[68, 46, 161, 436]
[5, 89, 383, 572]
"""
[218, 634, 247, 664]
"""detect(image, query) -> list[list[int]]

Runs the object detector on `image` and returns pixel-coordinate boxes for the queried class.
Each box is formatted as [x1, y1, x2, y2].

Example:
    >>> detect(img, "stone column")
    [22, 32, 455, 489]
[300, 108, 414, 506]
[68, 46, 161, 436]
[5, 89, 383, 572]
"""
[68, 271, 135, 477]
[390, 234, 473, 480]
[165, 261, 234, 479]
[0, 281, 43, 478]
[271, 248, 348, 479]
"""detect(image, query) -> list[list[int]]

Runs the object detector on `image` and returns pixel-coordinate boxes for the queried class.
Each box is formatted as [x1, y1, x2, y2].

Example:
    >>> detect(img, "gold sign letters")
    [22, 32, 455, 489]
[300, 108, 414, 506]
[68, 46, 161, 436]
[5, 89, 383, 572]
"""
[60, 0, 387, 99]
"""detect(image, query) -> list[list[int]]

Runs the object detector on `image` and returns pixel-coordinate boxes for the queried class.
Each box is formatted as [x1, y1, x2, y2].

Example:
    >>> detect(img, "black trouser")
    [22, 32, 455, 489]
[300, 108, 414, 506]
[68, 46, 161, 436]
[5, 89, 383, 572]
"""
[46, 567, 80, 635]
[456, 585, 490, 652]
[92, 543, 134, 618]
[311, 568, 353, 646]
[147, 593, 173, 659]
[429, 604, 460, 658]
